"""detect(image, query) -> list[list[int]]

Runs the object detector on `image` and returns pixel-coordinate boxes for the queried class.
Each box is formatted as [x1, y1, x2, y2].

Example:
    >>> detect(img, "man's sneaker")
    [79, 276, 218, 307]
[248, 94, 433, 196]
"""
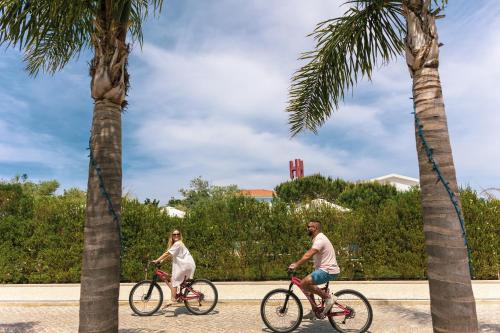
[303, 310, 316, 320]
[322, 296, 334, 316]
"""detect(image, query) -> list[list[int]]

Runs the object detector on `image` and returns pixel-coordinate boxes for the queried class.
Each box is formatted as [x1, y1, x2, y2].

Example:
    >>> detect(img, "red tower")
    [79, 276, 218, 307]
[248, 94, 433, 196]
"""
[289, 159, 304, 179]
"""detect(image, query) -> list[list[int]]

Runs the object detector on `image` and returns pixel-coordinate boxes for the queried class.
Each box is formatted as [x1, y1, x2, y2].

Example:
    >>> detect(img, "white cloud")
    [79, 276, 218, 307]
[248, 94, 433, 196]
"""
[0, 118, 82, 170]
[326, 104, 387, 137]
[125, 101, 408, 202]
[133, 44, 288, 122]
[133, 114, 351, 173]
[1, 0, 499, 201]
[121, 0, 500, 201]
[0, 92, 29, 114]
[437, 16, 500, 188]
[0, 89, 87, 186]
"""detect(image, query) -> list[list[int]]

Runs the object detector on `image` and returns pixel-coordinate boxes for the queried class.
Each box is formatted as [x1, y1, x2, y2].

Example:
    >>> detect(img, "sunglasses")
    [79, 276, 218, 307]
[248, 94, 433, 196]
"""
[172, 233, 181, 236]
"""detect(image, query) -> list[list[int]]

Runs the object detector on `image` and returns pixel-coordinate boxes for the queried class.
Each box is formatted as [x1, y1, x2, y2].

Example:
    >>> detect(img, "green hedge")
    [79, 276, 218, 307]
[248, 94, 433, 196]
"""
[0, 180, 498, 283]
[0, 183, 84, 283]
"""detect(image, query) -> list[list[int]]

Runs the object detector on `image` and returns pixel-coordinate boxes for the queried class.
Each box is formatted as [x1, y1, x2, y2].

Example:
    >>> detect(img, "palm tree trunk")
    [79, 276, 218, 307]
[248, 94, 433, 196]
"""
[79, 3, 129, 330]
[79, 100, 122, 333]
[403, 1, 479, 332]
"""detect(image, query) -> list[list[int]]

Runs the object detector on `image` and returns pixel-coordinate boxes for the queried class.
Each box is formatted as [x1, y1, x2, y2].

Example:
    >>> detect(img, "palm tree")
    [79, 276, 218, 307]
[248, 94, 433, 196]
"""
[0, 1, 164, 332]
[287, 1, 478, 332]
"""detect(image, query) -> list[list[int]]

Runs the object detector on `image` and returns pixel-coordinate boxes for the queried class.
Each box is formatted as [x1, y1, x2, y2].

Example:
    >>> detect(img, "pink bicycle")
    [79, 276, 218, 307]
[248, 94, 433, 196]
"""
[260, 270, 372, 333]
[129, 263, 218, 316]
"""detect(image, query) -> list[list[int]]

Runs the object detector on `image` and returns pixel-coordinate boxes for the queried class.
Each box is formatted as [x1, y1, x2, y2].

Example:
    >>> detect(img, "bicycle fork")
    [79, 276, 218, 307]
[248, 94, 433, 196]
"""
[279, 282, 296, 314]
[145, 275, 159, 300]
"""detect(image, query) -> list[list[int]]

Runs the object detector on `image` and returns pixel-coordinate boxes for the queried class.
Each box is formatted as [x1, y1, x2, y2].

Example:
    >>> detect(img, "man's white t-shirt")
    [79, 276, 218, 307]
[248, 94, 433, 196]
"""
[311, 232, 340, 274]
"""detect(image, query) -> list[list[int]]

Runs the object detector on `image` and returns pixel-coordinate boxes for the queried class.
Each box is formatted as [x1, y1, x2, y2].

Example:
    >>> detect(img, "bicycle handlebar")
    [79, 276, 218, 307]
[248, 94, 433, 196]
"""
[145, 261, 161, 270]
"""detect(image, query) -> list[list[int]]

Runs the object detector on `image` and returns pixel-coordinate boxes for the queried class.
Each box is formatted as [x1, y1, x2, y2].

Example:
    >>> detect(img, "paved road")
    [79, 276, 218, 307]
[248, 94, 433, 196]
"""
[0, 303, 499, 333]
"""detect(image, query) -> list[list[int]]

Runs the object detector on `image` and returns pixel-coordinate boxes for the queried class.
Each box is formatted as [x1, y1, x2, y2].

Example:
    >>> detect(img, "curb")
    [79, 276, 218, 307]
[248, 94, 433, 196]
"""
[1, 281, 499, 305]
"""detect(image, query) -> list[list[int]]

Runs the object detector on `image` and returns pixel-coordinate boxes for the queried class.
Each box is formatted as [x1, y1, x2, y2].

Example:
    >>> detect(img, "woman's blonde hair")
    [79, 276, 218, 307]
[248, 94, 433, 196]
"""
[167, 229, 183, 250]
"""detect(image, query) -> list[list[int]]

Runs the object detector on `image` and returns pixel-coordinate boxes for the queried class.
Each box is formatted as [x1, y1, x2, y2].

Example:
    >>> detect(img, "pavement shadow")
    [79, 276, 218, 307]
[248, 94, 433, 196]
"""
[130, 310, 164, 317]
[0, 322, 40, 333]
[118, 328, 167, 333]
[161, 306, 220, 317]
[380, 306, 500, 333]
[262, 320, 374, 333]
[389, 305, 430, 324]
[479, 323, 500, 333]
[128, 305, 219, 318]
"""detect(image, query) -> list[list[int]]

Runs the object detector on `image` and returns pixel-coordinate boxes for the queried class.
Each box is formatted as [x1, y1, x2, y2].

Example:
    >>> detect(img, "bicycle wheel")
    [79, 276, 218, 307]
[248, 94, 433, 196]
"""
[183, 279, 218, 315]
[260, 289, 303, 333]
[327, 289, 373, 333]
[129, 280, 163, 316]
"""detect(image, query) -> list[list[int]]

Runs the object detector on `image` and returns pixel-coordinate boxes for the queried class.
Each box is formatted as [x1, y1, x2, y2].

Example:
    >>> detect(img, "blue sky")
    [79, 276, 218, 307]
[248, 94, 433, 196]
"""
[1, 0, 499, 202]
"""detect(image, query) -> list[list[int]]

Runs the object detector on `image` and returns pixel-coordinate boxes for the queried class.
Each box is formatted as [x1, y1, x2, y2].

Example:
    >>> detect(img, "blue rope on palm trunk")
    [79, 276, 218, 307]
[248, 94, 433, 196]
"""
[88, 136, 124, 262]
[412, 103, 474, 277]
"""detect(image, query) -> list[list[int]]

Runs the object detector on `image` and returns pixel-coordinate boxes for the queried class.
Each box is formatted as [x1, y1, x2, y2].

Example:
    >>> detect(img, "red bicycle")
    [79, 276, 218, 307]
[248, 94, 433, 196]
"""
[129, 263, 218, 316]
[260, 270, 372, 333]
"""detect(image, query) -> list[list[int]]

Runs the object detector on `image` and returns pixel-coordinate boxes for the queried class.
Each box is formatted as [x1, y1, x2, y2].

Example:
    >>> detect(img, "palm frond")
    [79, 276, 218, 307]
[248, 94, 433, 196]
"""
[0, 0, 164, 76]
[0, 0, 95, 75]
[432, 0, 448, 11]
[129, 0, 164, 47]
[287, 0, 405, 136]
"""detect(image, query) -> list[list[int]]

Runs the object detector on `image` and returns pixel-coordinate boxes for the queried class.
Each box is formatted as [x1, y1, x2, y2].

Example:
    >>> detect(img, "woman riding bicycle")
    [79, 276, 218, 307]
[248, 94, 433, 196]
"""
[153, 229, 196, 307]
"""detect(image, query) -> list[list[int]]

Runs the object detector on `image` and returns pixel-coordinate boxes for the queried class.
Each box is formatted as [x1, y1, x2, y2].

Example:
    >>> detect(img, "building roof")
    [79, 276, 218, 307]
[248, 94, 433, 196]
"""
[239, 189, 274, 197]
[370, 173, 419, 184]
[369, 173, 419, 191]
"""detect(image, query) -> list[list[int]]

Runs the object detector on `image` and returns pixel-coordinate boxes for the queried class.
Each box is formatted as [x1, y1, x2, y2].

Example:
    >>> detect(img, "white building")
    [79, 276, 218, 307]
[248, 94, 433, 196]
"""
[297, 198, 351, 213]
[308, 198, 351, 212]
[162, 206, 186, 218]
[370, 174, 419, 192]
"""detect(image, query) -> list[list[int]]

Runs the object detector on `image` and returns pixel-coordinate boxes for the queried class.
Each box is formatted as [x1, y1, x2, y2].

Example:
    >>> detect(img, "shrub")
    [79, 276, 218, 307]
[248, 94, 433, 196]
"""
[0, 178, 497, 282]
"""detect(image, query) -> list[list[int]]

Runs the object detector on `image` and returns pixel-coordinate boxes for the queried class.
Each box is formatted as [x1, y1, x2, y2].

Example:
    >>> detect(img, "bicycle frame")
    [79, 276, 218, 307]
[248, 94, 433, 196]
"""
[145, 266, 201, 302]
[287, 274, 351, 319]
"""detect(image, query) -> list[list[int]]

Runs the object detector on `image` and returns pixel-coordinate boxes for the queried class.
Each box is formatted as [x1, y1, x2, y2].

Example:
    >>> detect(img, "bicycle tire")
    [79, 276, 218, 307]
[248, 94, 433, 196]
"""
[129, 280, 163, 316]
[327, 289, 373, 333]
[183, 279, 218, 315]
[260, 289, 303, 333]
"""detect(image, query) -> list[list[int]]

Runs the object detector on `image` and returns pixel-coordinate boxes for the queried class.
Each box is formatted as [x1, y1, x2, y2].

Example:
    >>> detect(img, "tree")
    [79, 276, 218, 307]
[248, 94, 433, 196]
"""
[144, 198, 160, 206]
[179, 176, 211, 208]
[337, 181, 398, 210]
[8, 175, 60, 197]
[0, 1, 164, 332]
[177, 176, 239, 209]
[274, 174, 348, 203]
[286, 0, 478, 332]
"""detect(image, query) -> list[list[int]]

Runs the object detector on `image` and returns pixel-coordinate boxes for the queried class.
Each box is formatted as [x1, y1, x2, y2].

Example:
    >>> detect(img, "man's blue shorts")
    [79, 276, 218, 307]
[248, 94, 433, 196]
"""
[311, 269, 338, 285]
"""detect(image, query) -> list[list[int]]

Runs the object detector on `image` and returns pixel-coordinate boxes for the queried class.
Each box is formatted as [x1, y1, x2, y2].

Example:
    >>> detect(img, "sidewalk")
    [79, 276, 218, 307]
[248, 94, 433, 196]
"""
[1, 280, 499, 304]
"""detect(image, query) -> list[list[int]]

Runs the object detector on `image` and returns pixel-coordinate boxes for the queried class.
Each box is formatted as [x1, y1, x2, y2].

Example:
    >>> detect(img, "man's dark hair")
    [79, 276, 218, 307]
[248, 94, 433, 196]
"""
[308, 220, 322, 231]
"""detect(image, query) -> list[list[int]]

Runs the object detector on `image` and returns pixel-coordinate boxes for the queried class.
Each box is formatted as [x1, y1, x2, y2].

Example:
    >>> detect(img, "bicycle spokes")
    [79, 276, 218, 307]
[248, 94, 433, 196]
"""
[183, 279, 218, 315]
[183, 289, 203, 304]
[129, 280, 163, 316]
[327, 291, 372, 333]
[261, 290, 303, 333]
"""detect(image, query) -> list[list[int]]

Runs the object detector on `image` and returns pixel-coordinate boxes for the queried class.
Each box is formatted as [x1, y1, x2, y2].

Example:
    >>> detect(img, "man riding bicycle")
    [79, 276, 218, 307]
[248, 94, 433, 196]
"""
[288, 220, 340, 318]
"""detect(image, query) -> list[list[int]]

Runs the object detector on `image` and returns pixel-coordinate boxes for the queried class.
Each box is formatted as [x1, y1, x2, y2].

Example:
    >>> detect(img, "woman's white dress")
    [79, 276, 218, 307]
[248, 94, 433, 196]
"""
[168, 241, 196, 287]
